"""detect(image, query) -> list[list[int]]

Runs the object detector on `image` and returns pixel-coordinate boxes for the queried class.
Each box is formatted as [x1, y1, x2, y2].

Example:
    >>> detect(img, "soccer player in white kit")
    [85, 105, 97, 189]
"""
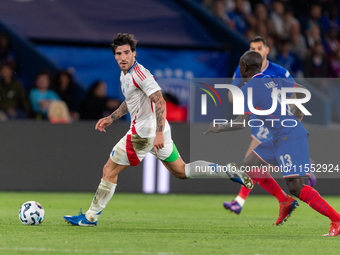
[64, 33, 253, 226]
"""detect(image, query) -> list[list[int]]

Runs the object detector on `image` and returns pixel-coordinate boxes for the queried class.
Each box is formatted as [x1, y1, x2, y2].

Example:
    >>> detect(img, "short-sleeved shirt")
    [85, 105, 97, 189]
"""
[241, 73, 308, 141]
[232, 60, 292, 88]
[232, 60, 293, 142]
[120, 61, 170, 138]
[242, 74, 310, 177]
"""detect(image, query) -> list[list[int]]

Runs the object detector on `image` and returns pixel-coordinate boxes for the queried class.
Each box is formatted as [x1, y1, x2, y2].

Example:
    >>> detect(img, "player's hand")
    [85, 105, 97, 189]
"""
[204, 122, 221, 135]
[153, 132, 164, 156]
[95, 117, 113, 132]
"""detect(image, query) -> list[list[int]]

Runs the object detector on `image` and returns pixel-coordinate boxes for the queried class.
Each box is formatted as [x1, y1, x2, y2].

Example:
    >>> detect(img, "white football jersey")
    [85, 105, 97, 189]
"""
[120, 61, 170, 138]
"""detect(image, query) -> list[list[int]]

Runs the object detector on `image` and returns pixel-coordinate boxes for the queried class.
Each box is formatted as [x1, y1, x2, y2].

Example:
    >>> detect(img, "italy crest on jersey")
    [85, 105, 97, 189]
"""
[122, 77, 131, 95]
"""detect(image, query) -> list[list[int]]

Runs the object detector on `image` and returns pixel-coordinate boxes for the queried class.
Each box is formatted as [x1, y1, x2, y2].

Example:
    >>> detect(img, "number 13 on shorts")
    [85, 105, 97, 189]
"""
[274, 135, 310, 178]
[280, 154, 293, 168]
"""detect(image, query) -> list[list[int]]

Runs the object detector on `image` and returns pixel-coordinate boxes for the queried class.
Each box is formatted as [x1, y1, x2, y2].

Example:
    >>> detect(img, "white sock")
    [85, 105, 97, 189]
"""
[235, 196, 245, 207]
[85, 179, 116, 222]
[185, 160, 236, 179]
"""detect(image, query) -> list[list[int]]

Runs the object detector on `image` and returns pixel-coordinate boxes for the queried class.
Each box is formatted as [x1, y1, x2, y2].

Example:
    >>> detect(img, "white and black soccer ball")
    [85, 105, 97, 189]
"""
[19, 201, 45, 225]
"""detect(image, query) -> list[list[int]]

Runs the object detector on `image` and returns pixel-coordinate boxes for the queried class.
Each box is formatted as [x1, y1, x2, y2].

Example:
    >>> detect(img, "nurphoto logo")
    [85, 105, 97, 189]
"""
[200, 84, 311, 116]
[199, 82, 312, 128]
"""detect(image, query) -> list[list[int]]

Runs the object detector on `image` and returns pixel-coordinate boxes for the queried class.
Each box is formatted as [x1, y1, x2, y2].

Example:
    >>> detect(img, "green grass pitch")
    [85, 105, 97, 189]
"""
[1, 192, 340, 255]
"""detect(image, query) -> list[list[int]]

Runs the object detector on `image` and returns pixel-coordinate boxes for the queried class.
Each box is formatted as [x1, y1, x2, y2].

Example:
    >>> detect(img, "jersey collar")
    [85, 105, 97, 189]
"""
[251, 73, 263, 79]
[127, 61, 138, 73]
[262, 60, 269, 72]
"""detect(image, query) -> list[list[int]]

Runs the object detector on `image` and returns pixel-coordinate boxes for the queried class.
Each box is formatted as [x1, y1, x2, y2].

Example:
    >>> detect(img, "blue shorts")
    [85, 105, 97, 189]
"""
[253, 134, 310, 178]
[249, 115, 273, 143]
[250, 125, 273, 143]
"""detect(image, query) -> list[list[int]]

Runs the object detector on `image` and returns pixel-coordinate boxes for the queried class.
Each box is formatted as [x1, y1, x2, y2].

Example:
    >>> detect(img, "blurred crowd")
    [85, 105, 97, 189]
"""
[204, 0, 340, 78]
[202, 0, 340, 121]
[3, 0, 340, 123]
[0, 32, 188, 123]
[0, 30, 189, 123]
[0, 33, 124, 123]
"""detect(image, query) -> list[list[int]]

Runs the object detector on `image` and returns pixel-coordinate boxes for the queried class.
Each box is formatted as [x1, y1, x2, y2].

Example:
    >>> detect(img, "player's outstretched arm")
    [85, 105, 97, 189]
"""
[290, 83, 308, 121]
[149, 90, 166, 156]
[95, 101, 128, 132]
[204, 114, 249, 135]
[110, 101, 128, 121]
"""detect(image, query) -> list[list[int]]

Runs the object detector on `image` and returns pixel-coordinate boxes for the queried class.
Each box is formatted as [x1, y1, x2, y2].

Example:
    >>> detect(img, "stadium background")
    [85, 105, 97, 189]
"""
[0, 0, 339, 194]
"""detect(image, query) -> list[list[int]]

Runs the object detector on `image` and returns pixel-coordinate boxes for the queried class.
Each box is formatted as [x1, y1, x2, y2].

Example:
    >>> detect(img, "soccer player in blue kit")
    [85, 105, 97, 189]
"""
[224, 36, 315, 218]
[205, 51, 340, 236]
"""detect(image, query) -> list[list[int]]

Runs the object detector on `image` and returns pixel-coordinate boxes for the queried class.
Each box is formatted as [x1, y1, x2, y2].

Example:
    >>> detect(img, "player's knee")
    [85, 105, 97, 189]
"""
[241, 153, 262, 178]
[242, 153, 260, 167]
[287, 178, 304, 197]
[288, 186, 300, 197]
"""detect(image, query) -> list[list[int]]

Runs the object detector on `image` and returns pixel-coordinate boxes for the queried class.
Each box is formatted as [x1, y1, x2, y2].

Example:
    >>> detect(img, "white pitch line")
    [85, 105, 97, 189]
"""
[0, 247, 178, 255]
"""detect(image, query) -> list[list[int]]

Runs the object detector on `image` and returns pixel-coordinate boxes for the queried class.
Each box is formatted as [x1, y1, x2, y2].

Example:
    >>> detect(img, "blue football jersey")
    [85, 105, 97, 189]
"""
[231, 60, 293, 87]
[231, 61, 293, 142]
[241, 73, 308, 141]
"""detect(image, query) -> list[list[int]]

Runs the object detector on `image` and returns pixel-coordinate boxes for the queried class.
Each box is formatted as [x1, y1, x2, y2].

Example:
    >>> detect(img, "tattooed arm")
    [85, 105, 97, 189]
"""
[95, 101, 128, 132]
[110, 101, 128, 121]
[149, 90, 166, 155]
[149, 91, 166, 133]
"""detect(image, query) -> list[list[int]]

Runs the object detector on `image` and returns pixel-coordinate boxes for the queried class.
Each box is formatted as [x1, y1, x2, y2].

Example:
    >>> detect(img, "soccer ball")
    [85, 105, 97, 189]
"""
[19, 201, 45, 225]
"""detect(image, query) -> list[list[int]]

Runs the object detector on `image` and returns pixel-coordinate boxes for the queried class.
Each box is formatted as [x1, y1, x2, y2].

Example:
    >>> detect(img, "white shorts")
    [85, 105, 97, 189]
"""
[110, 130, 179, 166]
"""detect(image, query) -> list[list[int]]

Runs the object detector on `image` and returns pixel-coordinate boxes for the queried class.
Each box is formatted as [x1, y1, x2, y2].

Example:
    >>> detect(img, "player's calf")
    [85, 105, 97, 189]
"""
[161, 158, 187, 179]
[64, 178, 117, 226]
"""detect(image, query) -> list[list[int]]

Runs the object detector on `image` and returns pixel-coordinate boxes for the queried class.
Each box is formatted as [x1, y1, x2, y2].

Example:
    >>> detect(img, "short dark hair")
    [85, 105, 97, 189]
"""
[250, 36, 267, 46]
[111, 33, 138, 55]
[36, 69, 52, 84]
[240, 51, 262, 73]
[37, 69, 51, 78]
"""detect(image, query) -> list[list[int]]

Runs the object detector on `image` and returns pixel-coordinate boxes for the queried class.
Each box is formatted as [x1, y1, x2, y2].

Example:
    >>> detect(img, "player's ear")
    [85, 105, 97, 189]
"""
[266, 46, 270, 55]
[239, 62, 245, 72]
[133, 51, 137, 58]
[243, 62, 249, 73]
